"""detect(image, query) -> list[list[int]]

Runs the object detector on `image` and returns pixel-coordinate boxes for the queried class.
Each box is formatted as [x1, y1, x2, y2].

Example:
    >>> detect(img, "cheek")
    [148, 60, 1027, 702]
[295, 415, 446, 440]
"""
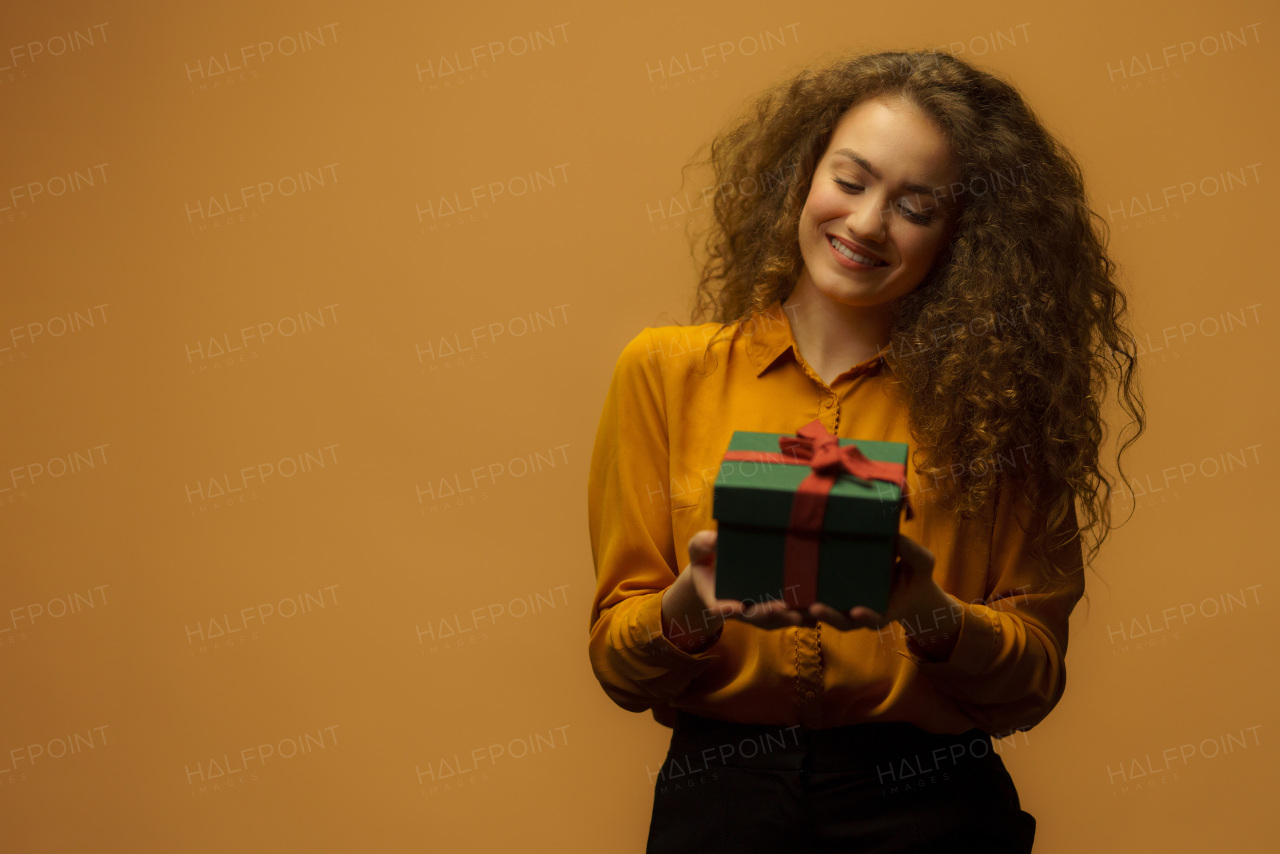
[801, 187, 838, 225]
[799, 199, 817, 229]
[799, 202, 824, 241]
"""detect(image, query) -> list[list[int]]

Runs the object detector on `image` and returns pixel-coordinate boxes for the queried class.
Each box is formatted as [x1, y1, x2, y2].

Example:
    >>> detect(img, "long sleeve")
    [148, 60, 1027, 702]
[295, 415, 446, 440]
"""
[897, 484, 1087, 736]
[586, 329, 720, 713]
[584, 302, 1091, 734]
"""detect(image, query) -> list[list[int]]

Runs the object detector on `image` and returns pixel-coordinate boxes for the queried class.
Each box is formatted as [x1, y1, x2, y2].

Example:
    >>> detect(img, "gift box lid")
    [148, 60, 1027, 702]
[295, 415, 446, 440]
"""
[712, 430, 908, 536]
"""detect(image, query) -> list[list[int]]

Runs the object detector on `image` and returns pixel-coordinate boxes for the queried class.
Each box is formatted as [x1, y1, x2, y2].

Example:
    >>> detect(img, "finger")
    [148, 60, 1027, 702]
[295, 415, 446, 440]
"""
[705, 602, 740, 620]
[688, 530, 718, 565]
[894, 533, 935, 571]
[808, 603, 887, 631]
[739, 600, 808, 628]
[809, 603, 883, 624]
[848, 606, 890, 630]
[742, 599, 792, 619]
[807, 603, 844, 624]
[720, 599, 767, 620]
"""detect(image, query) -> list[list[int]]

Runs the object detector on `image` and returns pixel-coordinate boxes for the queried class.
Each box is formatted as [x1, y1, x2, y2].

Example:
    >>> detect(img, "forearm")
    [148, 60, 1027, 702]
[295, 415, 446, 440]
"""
[897, 589, 1072, 733]
[588, 587, 720, 712]
[588, 327, 725, 710]
[660, 571, 724, 653]
[900, 580, 963, 661]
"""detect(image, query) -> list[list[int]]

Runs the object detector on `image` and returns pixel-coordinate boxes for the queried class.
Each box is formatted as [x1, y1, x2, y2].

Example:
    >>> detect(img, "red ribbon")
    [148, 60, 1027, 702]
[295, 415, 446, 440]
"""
[720, 418, 913, 609]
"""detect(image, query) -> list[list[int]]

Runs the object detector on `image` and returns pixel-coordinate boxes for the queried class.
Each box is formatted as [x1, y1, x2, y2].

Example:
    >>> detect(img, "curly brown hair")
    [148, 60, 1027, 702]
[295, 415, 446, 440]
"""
[679, 49, 1146, 584]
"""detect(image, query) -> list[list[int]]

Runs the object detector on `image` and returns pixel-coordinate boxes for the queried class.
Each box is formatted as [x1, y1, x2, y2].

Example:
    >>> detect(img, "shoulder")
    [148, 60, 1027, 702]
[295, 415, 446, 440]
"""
[610, 318, 737, 383]
[623, 318, 738, 372]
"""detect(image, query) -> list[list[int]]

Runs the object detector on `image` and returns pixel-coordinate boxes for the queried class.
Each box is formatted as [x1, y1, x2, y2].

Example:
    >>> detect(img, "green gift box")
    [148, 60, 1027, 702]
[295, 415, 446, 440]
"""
[711, 418, 912, 614]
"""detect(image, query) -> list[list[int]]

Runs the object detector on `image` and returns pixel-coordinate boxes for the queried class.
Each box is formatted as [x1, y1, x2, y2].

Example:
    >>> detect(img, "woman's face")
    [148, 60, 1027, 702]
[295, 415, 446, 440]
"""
[796, 95, 962, 309]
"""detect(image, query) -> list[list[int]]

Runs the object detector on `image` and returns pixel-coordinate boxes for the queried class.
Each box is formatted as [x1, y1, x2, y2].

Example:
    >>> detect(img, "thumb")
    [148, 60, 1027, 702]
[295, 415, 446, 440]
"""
[688, 529, 718, 566]
[894, 533, 934, 577]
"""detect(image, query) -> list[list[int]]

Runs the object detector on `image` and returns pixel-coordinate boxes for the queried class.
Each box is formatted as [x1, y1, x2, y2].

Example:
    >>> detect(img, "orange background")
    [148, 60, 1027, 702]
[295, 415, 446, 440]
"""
[1, 1, 1276, 850]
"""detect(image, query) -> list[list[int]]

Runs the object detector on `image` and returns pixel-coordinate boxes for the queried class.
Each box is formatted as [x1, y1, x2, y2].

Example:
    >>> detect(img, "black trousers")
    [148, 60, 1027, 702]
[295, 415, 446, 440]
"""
[646, 711, 1036, 854]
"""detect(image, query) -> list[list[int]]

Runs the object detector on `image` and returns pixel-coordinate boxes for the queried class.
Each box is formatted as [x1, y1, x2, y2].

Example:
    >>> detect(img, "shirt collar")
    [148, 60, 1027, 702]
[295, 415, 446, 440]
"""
[745, 298, 893, 380]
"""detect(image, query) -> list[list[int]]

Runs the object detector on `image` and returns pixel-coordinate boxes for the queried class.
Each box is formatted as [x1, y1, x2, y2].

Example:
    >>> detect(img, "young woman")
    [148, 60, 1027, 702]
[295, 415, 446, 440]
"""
[587, 49, 1144, 853]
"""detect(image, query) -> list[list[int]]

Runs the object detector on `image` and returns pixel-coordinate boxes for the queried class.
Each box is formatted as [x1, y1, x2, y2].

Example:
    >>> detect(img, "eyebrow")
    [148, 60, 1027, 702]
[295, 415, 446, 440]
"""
[832, 148, 950, 202]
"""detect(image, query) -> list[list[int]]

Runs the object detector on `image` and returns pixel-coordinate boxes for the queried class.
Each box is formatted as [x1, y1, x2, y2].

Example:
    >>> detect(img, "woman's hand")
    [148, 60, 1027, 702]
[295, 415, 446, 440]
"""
[665, 529, 818, 634]
[806, 533, 958, 633]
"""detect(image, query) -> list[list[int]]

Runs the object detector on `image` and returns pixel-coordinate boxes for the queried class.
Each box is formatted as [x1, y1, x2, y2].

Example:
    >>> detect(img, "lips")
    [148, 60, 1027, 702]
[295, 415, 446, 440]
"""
[827, 234, 888, 266]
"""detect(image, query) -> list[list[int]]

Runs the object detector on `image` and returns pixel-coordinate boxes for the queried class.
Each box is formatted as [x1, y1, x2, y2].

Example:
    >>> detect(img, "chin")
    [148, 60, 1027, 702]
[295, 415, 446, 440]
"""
[812, 277, 901, 309]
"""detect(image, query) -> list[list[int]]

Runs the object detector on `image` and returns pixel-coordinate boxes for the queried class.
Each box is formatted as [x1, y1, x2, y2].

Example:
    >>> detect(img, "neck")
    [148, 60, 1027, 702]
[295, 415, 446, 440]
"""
[780, 271, 897, 383]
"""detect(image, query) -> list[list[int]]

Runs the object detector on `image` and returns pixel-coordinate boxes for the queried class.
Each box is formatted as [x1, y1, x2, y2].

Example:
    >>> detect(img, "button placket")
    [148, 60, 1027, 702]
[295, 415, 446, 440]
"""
[795, 624, 824, 728]
[820, 394, 839, 433]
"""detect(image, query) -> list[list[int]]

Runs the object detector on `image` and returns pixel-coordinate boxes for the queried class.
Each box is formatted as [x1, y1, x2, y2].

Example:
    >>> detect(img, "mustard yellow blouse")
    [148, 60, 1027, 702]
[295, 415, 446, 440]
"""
[586, 299, 1085, 736]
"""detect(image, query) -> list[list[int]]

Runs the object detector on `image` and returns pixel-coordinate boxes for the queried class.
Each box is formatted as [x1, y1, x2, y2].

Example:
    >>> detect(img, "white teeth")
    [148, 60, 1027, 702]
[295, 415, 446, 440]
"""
[829, 236, 883, 266]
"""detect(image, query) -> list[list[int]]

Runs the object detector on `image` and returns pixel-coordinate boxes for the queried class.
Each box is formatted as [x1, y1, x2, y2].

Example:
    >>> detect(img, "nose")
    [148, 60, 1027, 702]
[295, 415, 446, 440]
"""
[846, 194, 887, 244]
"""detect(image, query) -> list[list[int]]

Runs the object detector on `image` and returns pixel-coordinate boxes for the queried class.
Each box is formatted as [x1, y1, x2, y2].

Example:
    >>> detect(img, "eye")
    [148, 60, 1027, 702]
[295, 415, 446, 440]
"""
[898, 203, 935, 225]
[835, 177, 937, 225]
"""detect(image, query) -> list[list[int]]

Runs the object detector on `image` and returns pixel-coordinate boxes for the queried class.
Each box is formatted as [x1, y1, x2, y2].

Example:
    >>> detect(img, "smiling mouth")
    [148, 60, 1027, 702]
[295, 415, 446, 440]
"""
[828, 236, 888, 267]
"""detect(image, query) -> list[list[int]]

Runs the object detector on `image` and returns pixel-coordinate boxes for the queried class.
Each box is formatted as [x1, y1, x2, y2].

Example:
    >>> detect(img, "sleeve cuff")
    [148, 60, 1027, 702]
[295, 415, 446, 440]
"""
[635, 593, 722, 664]
[898, 601, 1003, 675]
[904, 622, 960, 662]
